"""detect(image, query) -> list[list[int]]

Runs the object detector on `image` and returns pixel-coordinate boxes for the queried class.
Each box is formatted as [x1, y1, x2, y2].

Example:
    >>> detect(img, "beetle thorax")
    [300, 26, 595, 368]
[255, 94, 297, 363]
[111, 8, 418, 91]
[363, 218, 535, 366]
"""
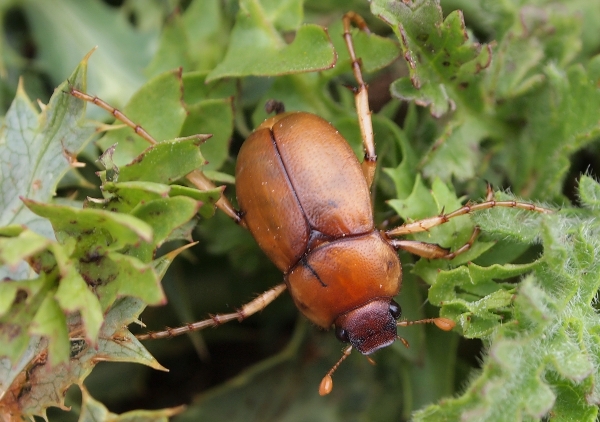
[334, 299, 397, 355]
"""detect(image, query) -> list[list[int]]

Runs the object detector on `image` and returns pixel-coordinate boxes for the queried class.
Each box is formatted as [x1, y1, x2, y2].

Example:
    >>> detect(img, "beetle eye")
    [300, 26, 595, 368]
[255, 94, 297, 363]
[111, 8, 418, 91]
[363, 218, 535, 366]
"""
[335, 326, 349, 343]
[389, 300, 402, 319]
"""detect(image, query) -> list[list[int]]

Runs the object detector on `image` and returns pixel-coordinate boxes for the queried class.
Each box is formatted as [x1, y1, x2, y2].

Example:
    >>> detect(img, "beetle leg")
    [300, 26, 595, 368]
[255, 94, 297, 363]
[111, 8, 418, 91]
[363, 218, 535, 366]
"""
[385, 199, 552, 237]
[343, 12, 377, 189]
[136, 283, 287, 340]
[390, 227, 481, 260]
[68, 87, 243, 225]
[390, 239, 450, 259]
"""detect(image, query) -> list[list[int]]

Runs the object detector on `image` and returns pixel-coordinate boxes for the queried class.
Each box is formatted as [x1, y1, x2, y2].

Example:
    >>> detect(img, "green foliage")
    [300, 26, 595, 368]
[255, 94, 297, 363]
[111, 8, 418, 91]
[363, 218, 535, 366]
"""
[1, 0, 599, 421]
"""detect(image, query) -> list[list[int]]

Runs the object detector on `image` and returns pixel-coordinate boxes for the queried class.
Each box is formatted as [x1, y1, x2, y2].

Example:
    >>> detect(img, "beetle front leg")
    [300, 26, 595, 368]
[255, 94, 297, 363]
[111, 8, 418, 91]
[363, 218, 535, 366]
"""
[343, 12, 377, 189]
[68, 87, 243, 225]
[136, 283, 287, 340]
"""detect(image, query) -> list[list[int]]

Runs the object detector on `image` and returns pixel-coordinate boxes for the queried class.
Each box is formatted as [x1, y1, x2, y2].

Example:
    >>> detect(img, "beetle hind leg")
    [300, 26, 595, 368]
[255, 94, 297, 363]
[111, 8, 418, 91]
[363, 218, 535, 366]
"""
[385, 198, 552, 238]
[136, 283, 287, 341]
[390, 227, 481, 260]
[343, 12, 377, 189]
[385, 188, 552, 260]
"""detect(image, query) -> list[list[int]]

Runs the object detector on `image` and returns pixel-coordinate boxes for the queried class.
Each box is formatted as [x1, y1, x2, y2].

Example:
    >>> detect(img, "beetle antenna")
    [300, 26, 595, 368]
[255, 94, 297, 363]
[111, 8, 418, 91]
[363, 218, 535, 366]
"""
[397, 317, 455, 331]
[319, 345, 352, 396]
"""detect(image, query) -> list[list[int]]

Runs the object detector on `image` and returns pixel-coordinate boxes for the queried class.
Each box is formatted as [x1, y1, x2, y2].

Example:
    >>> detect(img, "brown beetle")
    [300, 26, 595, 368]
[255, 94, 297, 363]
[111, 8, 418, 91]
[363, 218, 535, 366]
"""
[71, 12, 551, 396]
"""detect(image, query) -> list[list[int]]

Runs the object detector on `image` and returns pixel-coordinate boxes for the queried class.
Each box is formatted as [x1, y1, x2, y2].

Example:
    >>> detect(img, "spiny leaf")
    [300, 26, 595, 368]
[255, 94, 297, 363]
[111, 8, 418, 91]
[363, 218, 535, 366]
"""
[3, 298, 166, 419]
[372, 0, 491, 117]
[78, 384, 184, 422]
[0, 54, 96, 242]
[416, 183, 600, 421]
[579, 175, 600, 210]
[509, 61, 600, 201]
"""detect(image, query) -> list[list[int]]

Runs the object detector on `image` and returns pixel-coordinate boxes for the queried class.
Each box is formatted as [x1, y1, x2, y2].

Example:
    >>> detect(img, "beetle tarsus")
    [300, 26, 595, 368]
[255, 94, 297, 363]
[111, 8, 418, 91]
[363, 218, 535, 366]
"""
[264, 99, 286, 115]
[319, 345, 352, 396]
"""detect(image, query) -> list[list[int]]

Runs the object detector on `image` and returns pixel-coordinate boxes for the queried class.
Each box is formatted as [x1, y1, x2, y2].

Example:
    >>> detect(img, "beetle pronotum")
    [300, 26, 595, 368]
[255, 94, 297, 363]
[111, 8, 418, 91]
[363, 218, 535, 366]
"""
[70, 12, 552, 396]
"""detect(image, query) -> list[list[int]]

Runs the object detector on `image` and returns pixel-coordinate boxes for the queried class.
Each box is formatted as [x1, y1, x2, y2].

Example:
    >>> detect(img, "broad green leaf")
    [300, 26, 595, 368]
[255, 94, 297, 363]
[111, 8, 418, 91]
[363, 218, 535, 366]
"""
[116, 136, 209, 184]
[484, 7, 583, 102]
[23, 0, 154, 105]
[181, 71, 237, 104]
[180, 98, 234, 172]
[206, 0, 335, 81]
[181, 0, 230, 72]
[325, 18, 400, 76]
[94, 181, 172, 214]
[388, 178, 487, 256]
[96, 182, 221, 218]
[427, 261, 539, 338]
[96, 69, 190, 166]
[145, 12, 192, 78]
[81, 251, 164, 312]
[129, 196, 201, 259]
[419, 115, 489, 182]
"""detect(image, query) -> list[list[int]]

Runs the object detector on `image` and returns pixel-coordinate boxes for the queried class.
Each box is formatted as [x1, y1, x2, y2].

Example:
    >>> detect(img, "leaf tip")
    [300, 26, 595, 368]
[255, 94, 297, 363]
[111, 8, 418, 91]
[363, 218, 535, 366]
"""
[83, 46, 99, 63]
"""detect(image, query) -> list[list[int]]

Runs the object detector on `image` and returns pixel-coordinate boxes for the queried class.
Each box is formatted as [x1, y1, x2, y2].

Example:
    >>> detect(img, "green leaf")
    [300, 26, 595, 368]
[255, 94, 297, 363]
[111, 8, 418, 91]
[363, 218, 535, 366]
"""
[79, 385, 183, 422]
[0, 274, 51, 362]
[22, 0, 154, 104]
[145, 12, 192, 78]
[180, 98, 234, 172]
[49, 243, 103, 348]
[129, 196, 201, 258]
[579, 175, 600, 210]
[30, 295, 69, 366]
[325, 18, 400, 76]
[415, 183, 600, 420]
[372, 0, 491, 117]
[509, 61, 600, 200]
[0, 55, 96, 241]
[96, 69, 189, 166]
[4, 297, 166, 418]
[24, 199, 153, 250]
[206, 0, 335, 81]
[0, 228, 52, 268]
[116, 136, 209, 184]
[419, 115, 489, 182]
[181, 1, 230, 73]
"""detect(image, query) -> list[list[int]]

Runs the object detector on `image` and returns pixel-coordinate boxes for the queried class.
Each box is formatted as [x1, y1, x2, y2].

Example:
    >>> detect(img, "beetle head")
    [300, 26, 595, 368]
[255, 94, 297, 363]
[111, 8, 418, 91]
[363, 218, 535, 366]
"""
[333, 298, 401, 355]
